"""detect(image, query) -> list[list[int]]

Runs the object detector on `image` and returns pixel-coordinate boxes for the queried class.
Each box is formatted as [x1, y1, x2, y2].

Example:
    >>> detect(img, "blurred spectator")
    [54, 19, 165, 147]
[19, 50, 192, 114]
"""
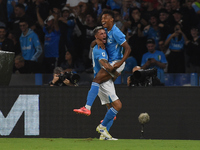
[0, 0, 7, 25]
[185, 26, 200, 73]
[7, 0, 16, 23]
[122, 7, 148, 65]
[78, 2, 93, 24]
[106, 0, 121, 10]
[123, 56, 138, 73]
[141, 0, 158, 22]
[113, 9, 123, 29]
[19, 19, 42, 62]
[12, 0, 28, 10]
[75, 11, 96, 69]
[37, 7, 61, 73]
[26, 0, 50, 22]
[138, 14, 161, 50]
[66, 0, 89, 7]
[164, 23, 188, 73]
[141, 38, 167, 84]
[8, 30, 21, 56]
[171, 0, 193, 35]
[192, 0, 200, 15]
[58, 6, 75, 65]
[13, 55, 43, 74]
[165, 2, 172, 14]
[91, 0, 103, 17]
[191, 0, 200, 29]
[49, 66, 75, 86]
[158, 8, 174, 42]
[0, 26, 14, 52]
[122, 0, 133, 21]
[60, 50, 85, 73]
[10, 3, 35, 39]
[26, 0, 50, 44]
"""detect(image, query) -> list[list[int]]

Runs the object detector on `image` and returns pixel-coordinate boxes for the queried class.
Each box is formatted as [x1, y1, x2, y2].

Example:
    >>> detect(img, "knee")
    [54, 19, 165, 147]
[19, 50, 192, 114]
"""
[117, 102, 122, 111]
[113, 100, 122, 112]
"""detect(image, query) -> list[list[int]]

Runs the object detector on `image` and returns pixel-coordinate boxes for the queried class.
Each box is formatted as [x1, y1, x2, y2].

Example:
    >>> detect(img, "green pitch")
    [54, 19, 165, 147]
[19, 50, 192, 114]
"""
[0, 138, 199, 150]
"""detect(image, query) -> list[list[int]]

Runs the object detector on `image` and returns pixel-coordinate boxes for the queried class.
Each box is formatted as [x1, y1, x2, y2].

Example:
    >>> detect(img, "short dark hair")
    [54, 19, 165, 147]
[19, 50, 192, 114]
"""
[102, 10, 115, 19]
[0, 26, 6, 30]
[146, 38, 155, 44]
[19, 18, 28, 24]
[15, 3, 25, 11]
[53, 67, 63, 74]
[93, 26, 104, 35]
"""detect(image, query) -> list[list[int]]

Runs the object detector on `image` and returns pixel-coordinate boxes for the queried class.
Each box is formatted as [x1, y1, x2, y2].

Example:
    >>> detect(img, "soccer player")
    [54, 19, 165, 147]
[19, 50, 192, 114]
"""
[73, 10, 131, 116]
[89, 26, 119, 140]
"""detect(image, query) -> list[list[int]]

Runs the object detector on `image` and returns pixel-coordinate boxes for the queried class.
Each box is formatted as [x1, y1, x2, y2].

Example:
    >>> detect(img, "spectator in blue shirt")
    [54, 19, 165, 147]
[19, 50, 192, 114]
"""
[164, 23, 188, 73]
[19, 19, 42, 62]
[37, 7, 61, 73]
[138, 15, 161, 50]
[141, 38, 167, 84]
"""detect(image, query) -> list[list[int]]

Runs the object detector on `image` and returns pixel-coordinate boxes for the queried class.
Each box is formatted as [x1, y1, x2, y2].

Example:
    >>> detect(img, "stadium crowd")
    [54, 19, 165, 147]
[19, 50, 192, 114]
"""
[0, 0, 200, 75]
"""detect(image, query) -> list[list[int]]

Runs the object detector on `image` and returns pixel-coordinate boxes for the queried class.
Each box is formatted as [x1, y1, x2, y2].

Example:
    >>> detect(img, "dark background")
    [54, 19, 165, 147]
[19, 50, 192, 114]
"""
[0, 86, 200, 139]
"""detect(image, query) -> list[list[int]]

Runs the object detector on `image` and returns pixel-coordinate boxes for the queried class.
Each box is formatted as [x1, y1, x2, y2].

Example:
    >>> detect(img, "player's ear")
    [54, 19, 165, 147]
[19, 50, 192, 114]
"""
[111, 17, 114, 22]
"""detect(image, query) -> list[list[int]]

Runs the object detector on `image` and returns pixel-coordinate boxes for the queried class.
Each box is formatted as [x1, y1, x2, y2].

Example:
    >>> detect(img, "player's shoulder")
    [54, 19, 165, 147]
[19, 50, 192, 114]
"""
[93, 45, 106, 53]
[112, 25, 123, 34]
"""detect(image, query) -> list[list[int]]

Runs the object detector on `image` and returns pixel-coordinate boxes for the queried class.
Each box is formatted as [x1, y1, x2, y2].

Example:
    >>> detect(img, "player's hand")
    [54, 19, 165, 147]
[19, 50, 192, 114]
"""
[96, 39, 105, 49]
[113, 62, 122, 69]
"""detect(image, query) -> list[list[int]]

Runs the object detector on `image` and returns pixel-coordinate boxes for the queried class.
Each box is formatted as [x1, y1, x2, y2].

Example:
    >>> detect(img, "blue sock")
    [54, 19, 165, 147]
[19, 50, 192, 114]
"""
[86, 82, 99, 107]
[106, 119, 114, 131]
[102, 107, 118, 127]
[105, 106, 114, 131]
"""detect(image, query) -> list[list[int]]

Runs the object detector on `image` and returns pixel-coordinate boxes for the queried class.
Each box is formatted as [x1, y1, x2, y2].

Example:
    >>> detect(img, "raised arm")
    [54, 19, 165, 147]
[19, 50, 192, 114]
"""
[36, 7, 44, 27]
[52, 8, 60, 31]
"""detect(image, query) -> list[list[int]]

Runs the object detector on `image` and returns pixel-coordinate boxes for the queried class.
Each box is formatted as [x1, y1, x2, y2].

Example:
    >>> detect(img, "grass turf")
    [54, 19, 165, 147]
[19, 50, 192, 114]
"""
[0, 138, 199, 150]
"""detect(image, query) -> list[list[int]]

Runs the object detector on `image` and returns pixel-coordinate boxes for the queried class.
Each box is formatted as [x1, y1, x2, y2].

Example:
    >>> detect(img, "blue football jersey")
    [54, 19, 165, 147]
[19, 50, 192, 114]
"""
[92, 45, 108, 78]
[105, 24, 126, 62]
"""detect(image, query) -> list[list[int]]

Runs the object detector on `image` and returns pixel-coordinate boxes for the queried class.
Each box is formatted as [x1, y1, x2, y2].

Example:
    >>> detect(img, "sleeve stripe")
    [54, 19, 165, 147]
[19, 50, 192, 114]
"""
[120, 40, 126, 46]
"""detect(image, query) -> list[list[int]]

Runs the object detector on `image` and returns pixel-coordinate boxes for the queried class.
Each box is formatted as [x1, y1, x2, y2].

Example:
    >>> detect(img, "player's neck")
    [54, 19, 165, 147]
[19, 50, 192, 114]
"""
[107, 24, 114, 31]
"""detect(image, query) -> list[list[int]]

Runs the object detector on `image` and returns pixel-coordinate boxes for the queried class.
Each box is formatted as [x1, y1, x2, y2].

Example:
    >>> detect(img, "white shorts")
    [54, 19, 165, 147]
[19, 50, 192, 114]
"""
[98, 60, 125, 105]
[98, 79, 119, 105]
[109, 60, 125, 77]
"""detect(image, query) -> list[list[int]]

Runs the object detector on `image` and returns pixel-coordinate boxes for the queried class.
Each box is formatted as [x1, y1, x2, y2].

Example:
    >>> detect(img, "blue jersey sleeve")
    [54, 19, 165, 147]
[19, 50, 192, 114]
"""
[94, 48, 108, 61]
[113, 28, 126, 45]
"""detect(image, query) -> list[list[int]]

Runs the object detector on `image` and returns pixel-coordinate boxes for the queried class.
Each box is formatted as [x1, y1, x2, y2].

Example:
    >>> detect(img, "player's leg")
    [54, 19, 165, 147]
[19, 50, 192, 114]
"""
[97, 87, 118, 140]
[86, 61, 124, 110]
[73, 69, 112, 115]
[73, 61, 125, 116]
[96, 80, 121, 139]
